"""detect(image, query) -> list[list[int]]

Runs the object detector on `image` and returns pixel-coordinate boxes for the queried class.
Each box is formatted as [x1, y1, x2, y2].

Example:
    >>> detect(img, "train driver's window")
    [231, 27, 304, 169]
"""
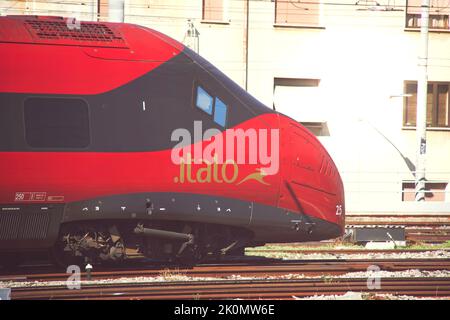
[196, 86, 213, 115]
[214, 97, 227, 127]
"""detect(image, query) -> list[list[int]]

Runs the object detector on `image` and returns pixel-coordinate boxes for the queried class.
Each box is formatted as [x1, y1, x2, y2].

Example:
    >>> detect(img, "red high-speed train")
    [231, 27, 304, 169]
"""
[0, 15, 344, 266]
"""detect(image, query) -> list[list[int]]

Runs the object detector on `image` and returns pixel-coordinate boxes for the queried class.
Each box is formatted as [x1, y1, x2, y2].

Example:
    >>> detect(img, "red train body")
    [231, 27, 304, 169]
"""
[0, 16, 344, 265]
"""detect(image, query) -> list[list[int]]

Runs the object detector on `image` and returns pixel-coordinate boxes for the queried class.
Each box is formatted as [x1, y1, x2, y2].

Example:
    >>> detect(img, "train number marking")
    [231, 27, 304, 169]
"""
[14, 192, 46, 202]
[15, 193, 24, 201]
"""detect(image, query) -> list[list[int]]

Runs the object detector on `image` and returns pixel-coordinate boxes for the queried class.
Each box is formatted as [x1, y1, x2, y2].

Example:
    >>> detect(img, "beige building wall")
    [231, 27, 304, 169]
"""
[1, 0, 450, 214]
[0, 0, 97, 19]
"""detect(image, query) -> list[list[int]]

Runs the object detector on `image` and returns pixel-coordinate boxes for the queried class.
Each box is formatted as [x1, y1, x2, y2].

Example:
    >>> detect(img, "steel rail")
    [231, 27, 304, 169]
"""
[1, 258, 449, 283]
[11, 277, 450, 300]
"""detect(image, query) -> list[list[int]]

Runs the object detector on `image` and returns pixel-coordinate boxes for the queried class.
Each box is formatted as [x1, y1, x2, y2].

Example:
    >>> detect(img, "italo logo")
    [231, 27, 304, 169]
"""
[171, 121, 279, 185]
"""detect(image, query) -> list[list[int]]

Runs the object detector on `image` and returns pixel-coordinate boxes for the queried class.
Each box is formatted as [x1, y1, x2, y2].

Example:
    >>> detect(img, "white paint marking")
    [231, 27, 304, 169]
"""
[2, 207, 20, 211]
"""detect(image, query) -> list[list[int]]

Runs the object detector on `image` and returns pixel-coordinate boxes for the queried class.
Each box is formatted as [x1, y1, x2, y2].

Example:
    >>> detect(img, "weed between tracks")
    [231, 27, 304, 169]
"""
[403, 240, 450, 250]
[321, 274, 338, 284]
[158, 268, 188, 281]
[247, 241, 450, 253]
[244, 241, 450, 260]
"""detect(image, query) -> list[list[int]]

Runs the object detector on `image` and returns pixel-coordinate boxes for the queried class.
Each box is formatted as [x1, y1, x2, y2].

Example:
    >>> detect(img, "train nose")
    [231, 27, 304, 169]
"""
[316, 152, 346, 230]
[331, 167, 346, 229]
[282, 122, 345, 235]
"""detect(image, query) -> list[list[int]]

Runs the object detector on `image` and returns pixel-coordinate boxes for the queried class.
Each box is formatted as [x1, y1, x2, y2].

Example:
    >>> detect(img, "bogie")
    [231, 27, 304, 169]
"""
[53, 220, 252, 266]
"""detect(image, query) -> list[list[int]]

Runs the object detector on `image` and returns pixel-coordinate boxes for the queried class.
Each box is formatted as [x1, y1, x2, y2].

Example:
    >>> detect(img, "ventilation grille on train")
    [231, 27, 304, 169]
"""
[0, 211, 50, 240]
[25, 19, 126, 46]
[319, 156, 336, 177]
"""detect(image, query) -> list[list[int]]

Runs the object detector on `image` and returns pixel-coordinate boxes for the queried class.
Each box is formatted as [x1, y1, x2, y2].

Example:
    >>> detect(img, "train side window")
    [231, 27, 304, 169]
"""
[196, 86, 213, 115]
[214, 97, 227, 127]
[24, 97, 90, 148]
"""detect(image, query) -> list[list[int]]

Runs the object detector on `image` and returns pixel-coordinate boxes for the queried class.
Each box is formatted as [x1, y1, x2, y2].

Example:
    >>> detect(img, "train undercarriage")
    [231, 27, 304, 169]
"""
[51, 220, 254, 266]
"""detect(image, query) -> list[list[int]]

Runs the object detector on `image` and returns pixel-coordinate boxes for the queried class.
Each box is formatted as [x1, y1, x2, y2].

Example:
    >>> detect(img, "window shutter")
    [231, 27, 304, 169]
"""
[203, 0, 224, 21]
[437, 84, 449, 126]
[275, 0, 319, 26]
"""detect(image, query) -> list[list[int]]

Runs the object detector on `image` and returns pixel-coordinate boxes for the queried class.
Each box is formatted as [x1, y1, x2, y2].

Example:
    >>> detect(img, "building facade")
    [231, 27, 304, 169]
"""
[1, 0, 450, 214]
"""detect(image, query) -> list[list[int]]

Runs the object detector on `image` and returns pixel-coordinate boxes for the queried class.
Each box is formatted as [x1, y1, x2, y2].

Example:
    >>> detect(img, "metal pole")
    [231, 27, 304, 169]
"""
[415, 0, 430, 202]
[97, 0, 101, 21]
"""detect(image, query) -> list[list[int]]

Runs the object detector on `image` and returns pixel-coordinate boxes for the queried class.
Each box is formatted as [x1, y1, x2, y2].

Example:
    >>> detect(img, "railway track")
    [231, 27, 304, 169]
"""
[3, 253, 450, 300]
[1, 258, 449, 283]
[247, 248, 450, 255]
[10, 277, 450, 299]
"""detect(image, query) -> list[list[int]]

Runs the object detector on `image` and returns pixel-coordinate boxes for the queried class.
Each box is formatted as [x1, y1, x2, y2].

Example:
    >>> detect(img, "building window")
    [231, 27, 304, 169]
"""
[24, 97, 90, 148]
[406, 0, 450, 29]
[403, 81, 450, 128]
[402, 182, 447, 201]
[300, 122, 330, 136]
[202, 0, 224, 21]
[275, 0, 320, 26]
[273, 78, 328, 136]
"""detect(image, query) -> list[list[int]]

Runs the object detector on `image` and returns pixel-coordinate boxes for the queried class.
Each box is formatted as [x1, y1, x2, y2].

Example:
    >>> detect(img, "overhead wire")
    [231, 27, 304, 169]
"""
[1, 0, 449, 67]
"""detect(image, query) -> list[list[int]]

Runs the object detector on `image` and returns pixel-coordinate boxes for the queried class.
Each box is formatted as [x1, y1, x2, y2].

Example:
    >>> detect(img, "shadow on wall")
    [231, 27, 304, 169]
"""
[363, 119, 416, 177]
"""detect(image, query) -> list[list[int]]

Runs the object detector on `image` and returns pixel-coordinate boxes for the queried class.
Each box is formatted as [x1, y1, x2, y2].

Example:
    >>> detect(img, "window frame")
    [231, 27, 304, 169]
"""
[201, 0, 229, 24]
[274, 0, 323, 29]
[405, 0, 450, 31]
[23, 96, 91, 149]
[403, 81, 450, 129]
[300, 121, 330, 136]
[401, 181, 448, 202]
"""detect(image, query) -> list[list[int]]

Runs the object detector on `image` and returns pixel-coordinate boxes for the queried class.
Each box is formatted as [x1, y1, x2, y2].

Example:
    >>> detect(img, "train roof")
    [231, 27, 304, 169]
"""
[0, 15, 272, 118]
[0, 15, 183, 52]
[0, 15, 185, 95]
